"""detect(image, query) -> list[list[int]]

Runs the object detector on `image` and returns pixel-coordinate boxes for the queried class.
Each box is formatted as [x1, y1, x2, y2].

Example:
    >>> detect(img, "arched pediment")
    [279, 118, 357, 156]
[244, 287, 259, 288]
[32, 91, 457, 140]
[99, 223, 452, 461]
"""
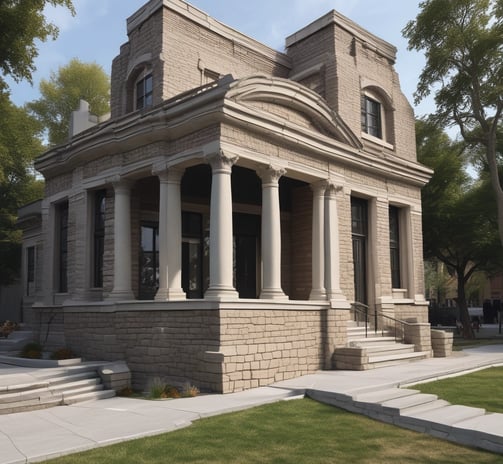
[225, 74, 362, 149]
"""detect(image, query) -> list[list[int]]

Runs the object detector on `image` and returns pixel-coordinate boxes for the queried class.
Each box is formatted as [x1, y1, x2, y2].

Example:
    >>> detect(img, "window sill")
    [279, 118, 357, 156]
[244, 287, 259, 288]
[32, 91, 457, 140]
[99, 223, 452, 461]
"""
[361, 132, 394, 151]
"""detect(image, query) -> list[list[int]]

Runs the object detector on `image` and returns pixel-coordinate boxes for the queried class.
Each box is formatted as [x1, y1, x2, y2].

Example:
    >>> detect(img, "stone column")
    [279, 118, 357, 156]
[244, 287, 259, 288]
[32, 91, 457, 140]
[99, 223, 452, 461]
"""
[258, 165, 287, 300]
[155, 167, 186, 301]
[204, 150, 239, 300]
[108, 178, 134, 301]
[325, 183, 349, 306]
[310, 181, 327, 300]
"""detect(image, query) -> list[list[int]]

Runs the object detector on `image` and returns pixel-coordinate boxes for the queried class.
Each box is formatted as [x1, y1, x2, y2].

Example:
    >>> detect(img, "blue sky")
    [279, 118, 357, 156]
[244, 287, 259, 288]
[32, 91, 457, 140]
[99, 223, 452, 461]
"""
[7, 0, 432, 116]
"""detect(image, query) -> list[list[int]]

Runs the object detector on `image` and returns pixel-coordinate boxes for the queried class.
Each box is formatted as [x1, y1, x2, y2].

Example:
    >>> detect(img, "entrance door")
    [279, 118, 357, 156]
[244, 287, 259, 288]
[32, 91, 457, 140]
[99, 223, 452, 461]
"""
[233, 213, 260, 298]
[351, 198, 368, 305]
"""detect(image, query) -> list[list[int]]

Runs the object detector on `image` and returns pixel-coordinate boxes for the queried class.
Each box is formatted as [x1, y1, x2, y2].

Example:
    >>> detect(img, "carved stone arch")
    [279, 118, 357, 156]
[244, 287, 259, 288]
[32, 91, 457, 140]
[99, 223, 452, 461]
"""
[360, 80, 395, 144]
[226, 74, 363, 149]
[125, 54, 153, 113]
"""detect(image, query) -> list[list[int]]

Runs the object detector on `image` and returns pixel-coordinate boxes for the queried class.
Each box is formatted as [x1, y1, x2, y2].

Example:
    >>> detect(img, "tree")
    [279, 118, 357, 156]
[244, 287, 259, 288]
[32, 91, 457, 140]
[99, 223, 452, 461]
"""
[404, 0, 503, 247]
[417, 119, 502, 338]
[0, 91, 45, 285]
[27, 58, 110, 146]
[0, 0, 75, 90]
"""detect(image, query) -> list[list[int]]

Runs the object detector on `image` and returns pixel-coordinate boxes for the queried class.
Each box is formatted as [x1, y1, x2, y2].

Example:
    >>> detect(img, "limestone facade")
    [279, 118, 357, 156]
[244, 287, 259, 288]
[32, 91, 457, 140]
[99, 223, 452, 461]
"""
[19, 0, 431, 393]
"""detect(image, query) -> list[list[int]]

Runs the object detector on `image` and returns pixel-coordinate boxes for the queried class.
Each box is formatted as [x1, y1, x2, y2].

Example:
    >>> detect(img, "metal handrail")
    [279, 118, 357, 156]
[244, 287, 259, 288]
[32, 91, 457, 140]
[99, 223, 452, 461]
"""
[351, 302, 412, 342]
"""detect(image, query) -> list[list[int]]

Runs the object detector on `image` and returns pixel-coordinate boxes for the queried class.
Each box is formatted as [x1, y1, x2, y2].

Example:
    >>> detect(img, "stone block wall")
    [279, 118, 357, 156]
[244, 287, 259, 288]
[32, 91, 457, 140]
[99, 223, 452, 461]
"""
[54, 302, 345, 394]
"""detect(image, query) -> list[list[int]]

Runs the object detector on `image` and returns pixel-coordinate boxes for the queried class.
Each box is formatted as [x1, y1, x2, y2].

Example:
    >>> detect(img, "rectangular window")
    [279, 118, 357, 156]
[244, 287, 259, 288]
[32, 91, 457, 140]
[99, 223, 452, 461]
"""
[361, 95, 382, 138]
[93, 190, 106, 288]
[139, 223, 159, 300]
[26, 246, 35, 296]
[57, 201, 69, 293]
[389, 206, 401, 289]
[136, 74, 153, 110]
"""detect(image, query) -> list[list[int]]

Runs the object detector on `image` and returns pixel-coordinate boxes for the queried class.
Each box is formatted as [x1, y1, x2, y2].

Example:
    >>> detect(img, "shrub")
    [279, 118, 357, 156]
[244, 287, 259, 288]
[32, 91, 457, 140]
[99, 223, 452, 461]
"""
[20, 342, 42, 359]
[181, 383, 200, 398]
[50, 348, 76, 360]
[148, 377, 166, 399]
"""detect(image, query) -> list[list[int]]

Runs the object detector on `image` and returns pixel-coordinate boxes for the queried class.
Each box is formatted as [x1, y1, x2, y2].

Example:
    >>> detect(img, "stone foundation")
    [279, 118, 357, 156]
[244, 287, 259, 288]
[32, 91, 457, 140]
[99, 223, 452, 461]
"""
[31, 300, 350, 394]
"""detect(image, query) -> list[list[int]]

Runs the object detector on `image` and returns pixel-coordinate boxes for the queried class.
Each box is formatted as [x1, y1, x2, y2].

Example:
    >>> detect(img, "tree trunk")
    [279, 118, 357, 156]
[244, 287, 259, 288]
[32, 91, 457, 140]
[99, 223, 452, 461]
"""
[457, 271, 474, 339]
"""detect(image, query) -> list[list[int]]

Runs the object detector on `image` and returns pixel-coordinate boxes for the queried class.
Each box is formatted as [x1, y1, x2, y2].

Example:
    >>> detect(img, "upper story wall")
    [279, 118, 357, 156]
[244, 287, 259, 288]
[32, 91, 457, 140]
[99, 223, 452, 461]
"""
[286, 11, 417, 162]
[111, 0, 291, 119]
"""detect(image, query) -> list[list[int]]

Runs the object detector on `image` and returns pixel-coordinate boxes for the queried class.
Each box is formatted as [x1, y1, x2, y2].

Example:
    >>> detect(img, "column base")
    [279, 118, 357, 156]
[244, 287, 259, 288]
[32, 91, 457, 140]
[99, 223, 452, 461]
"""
[309, 288, 327, 301]
[155, 288, 186, 301]
[204, 286, 239, 300]
[106, 290, 135, 301]
[260, 288, 288, 300]
[328, 292, 351, 309]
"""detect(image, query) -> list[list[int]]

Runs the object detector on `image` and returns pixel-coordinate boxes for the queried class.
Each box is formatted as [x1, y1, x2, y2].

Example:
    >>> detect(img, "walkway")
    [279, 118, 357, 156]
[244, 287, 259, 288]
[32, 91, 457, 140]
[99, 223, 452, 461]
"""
[1, 344, 502, 463]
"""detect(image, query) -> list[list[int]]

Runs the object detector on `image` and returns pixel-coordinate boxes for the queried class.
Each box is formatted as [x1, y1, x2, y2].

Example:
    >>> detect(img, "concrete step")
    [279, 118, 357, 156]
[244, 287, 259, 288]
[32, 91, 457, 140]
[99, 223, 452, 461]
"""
[0, 362, 116, 413]
[352, 387, 420, 403]
[348, 336, 398, 346]
[380, 392, 440, 414]
[368, 351, 430, 368]
[0, 396, 63, 415]
[48, 377, 101, 394]
[63, 389, 115, 405]
[0, 331, 35, 352]
[363, 343, 416, 356]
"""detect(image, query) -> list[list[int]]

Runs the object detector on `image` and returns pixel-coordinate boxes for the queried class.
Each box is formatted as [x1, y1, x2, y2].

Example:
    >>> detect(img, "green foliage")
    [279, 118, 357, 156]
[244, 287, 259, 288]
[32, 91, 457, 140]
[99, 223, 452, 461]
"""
[50, 347, 76, 360]
[42, 399, 503, 464]
[404, 0, 503, 248]
[0, 0, 75, 89]
[417, 119, 502, 336]
[0, 90, 45, 285]
[20, 342, 43, 359]
[28, 58, 110, 146]
[416, 367, 503, 414]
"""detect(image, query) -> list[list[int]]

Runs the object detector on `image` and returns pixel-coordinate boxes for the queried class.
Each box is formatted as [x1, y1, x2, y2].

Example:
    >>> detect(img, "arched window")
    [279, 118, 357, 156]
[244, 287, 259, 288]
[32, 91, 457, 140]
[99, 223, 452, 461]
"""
[125, 64, 153, 113]
[360, 86, 394, 146]
[136, 72, 153, 110]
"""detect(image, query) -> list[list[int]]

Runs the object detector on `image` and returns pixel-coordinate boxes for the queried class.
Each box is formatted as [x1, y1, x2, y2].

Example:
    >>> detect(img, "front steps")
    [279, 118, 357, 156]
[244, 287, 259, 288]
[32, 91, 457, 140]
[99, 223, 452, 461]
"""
[0, 330, 35, 352]
[0, 364, 115, 414]
[308, 386, 503, 454]
[333, 322, 430, 370]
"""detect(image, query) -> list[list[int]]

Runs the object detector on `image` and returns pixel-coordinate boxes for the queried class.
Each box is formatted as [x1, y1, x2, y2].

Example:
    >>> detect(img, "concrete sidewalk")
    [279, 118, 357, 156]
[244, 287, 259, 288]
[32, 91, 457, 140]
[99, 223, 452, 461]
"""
[1, 344, 503, 463]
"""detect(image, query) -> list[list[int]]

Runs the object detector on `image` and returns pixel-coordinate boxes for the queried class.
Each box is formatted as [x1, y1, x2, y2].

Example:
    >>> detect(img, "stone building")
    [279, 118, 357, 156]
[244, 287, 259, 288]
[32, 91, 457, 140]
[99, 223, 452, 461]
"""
[19, 0, 432, 393]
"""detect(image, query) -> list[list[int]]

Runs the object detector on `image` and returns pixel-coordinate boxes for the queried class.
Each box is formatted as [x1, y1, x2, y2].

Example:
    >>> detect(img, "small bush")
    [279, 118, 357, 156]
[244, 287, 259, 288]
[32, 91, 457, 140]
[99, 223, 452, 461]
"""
[50, 348, 76, 360]
[182, 383, 200, 398]
[117, 387, 134, 397]
[147, 378, 199, 399]
[148, 377, 166, 399]
[20, 342, 42, 359]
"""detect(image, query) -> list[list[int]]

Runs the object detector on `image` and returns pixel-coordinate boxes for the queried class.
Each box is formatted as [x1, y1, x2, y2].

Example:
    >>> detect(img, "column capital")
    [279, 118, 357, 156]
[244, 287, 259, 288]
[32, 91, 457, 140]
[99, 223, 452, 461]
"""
[107, 175, 134, 192]
[257, 165, 286, 186]
[153, 166, 185, 184]
[310, 180, 329, 195]
[205, 149, 238, 174]
[326, 182, 343, 197]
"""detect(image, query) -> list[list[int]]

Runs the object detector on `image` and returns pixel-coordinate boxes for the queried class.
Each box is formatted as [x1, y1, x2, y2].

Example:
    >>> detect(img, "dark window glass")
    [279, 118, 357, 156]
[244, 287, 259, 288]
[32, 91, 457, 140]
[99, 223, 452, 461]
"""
[361, 95, 382, 139]
[93, 190, 106, 288]
[139, 223, 159, 299]
[27, 246, 35, 295]
[57, 202, 69, 293]
[136, 74, 153, 110]
[389, 206, 401, 289]
[351, 197, 368, 305]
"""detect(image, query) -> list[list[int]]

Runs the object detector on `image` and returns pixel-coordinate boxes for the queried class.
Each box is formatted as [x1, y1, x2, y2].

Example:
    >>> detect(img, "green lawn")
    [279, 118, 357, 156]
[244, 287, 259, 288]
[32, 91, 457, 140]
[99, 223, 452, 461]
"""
[415, 366, 503, 413]
[44, 398, 503, 464]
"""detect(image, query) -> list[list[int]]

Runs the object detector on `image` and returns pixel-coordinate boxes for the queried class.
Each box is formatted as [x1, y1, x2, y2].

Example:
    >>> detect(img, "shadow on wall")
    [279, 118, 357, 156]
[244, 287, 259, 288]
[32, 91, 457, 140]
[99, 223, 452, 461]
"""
[0, 282, 23, 322]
